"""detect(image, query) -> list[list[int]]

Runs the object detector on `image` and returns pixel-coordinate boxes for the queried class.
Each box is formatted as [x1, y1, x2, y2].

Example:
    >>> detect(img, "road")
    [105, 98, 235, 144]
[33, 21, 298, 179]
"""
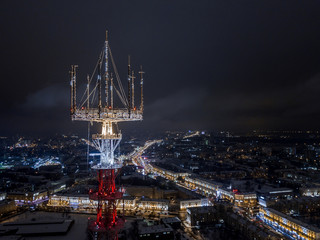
[123, 139, 162, 172]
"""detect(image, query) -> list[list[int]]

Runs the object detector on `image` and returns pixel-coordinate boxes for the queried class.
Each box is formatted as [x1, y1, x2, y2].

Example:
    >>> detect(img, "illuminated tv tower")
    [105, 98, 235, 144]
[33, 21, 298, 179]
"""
[70, 31, 144, 240]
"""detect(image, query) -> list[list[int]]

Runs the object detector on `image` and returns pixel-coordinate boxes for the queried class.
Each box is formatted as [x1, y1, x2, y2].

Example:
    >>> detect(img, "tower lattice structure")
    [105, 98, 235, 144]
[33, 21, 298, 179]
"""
[70, 31, 144, 240]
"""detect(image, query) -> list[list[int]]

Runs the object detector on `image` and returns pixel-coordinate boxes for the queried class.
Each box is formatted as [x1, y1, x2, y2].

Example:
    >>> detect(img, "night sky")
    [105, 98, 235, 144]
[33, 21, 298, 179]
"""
[1, 0, 320, 137]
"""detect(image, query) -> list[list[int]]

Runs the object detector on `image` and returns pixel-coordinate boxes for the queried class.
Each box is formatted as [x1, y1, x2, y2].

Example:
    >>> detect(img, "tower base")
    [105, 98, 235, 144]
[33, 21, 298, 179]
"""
[88, 168, 124, 240]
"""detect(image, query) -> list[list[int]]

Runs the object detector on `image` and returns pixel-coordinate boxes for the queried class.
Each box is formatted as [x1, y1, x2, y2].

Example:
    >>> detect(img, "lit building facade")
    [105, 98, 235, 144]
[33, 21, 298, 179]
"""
[138, 199, 169, 211]
[184, 176, 257, 208]
[234, 193, 257, 208]
[180, 198, 209, 211]
[133, 164, 258, 209]
[300, 187, 320, 197]
[0, 193, 6, 201]
[259, 208, 320, 240]
[48, 195, 170, 213]
[151, 165, 189, 181]
[184, 176, 221, 196]
[48, 194, 136, 212]
[8, 190, 48, 205]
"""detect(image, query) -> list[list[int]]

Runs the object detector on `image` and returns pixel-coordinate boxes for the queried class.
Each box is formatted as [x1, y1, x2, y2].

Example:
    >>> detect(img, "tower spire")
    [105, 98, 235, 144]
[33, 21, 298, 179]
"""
[110, 73, 114, 109]
[131, 70, 135, 109]
[70, 65, 78, 114]
[105, 30, 109, 107]
[70, 65, 74, 114]
[98, 56, 102, 115]
[128, 55, 131, 115]
[139, 65, 144, 112]
[87, 74, 90, 113]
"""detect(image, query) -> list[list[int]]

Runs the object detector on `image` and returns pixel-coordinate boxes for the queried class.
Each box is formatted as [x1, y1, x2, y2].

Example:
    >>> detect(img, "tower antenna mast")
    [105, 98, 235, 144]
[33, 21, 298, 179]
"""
[139, 65, 144, 112]
[127, 55, 131, 116]
[131, 70, 135, 109]
[105, 30, 109, 107]
[70, 31, 144, 240]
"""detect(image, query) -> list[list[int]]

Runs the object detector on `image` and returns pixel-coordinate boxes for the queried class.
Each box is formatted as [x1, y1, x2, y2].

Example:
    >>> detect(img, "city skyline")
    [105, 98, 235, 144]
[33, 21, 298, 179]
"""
[1, 2, 320, 237]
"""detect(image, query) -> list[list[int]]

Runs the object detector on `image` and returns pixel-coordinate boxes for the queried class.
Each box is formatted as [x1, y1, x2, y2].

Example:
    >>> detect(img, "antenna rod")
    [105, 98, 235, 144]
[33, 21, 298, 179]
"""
[105, 30, 109, 107]
[131, 70, 135, 109]
[87, 74, 90, 113]
[87, 121, 90, 172]
[127, 55, 131, 115]
[98, 57, 102, 115]
[73, 65, 78, 113]
[111, 73, 114, 109]
[70, 65, 74, 114]
[139, 65, 144, 112]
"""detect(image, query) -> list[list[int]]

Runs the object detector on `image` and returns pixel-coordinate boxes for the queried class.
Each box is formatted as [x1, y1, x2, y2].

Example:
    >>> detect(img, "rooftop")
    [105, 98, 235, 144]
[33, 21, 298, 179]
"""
[138, 223, 173, 234]
[187, 206, 216, 214]
[161, 217, 181, 224]
[1, 218, 74, 236]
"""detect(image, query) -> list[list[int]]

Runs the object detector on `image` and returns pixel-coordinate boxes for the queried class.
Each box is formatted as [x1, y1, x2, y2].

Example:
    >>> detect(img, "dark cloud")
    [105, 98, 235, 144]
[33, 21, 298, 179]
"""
[23, 84, 69, 109]
[144, 87, 207, 130]
[1, 0, 320, 136]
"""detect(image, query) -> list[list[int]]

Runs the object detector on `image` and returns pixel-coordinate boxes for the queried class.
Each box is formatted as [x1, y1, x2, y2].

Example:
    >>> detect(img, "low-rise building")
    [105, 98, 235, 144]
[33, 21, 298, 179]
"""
[226, 212, 279, 240]
[183, 176, 257, 208]
[137, 219, 174, 240]
[259, 207, 320, 240]
[160, 217, 181, 229]
[48, 194, 136, 212]
[7, 189, 48, 204]
[0, 193, 6, 201]
[184, 176, 222, 196]
[180, 198, 209, 211]
[186, 206, 217, 227]
[138, 199, 169, 211]
[300, 186, 320, 197]
[234, 193, 257, 208]
[257, 186, 293, 207]
[151, 164, 189, 181]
